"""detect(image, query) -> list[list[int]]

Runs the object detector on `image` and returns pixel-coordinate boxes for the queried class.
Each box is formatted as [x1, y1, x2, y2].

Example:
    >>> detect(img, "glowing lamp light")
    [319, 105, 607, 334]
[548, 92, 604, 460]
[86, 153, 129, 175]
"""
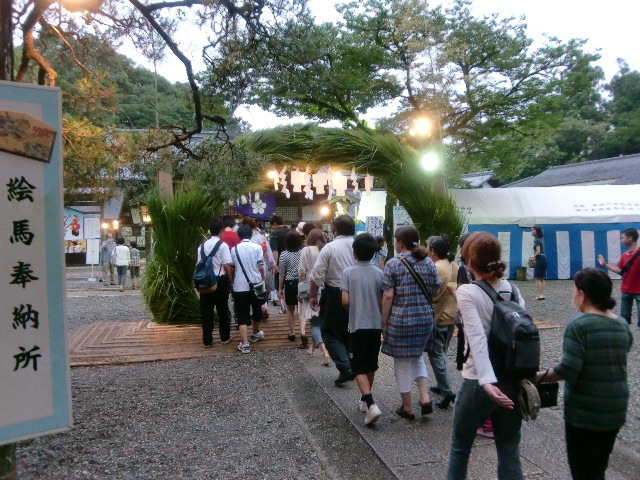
[101, 222, 109, 230]
[266, 170, 277, 180]
[112, 220, 120, 230]
[142, 215, 152, 223]
[320, 206, 330, 217]
[421, 152, 440, 171]
[412, 118, 431, 136]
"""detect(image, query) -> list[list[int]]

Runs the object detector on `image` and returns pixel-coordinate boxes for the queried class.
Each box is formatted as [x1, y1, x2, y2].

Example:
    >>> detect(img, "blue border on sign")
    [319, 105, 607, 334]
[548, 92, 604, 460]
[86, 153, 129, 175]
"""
[0, 81, 71, 444]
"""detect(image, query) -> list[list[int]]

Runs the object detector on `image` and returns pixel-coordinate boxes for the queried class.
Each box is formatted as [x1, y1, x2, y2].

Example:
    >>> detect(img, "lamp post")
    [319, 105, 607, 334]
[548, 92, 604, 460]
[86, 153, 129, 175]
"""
[409, 114, 446, 196]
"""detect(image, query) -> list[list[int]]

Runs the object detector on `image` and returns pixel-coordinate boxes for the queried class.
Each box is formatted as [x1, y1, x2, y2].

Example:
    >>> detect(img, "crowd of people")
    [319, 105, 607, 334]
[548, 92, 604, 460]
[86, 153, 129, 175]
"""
[195, 215, 635, 480]
[99, 233, 141, 291]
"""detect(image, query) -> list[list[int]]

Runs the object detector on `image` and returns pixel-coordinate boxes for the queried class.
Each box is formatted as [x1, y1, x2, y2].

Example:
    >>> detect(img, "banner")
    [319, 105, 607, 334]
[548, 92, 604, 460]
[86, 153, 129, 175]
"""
[231, 193, 276, 220]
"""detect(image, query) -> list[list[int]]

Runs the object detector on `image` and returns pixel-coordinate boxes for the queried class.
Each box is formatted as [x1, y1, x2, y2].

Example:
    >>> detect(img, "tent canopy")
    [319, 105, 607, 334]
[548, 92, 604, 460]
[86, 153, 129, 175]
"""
[451, 185, 640, 227]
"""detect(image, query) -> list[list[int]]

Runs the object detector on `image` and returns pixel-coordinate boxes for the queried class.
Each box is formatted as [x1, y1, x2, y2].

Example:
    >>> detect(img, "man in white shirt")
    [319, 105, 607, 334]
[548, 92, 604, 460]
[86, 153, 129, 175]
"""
[198, 220, 234, 348]
[231, 225, 267, 354]
[310, 215, 356, 385]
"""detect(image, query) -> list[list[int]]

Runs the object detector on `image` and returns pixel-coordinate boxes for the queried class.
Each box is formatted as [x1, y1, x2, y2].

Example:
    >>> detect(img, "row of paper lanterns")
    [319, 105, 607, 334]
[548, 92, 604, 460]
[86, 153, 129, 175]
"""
[267, 166, 374, 200]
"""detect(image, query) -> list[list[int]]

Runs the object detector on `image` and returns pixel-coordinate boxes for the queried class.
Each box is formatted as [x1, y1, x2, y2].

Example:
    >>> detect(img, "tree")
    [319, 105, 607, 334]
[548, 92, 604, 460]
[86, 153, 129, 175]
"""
[9, 0, 306, 149]
[600, 61, 640, 156]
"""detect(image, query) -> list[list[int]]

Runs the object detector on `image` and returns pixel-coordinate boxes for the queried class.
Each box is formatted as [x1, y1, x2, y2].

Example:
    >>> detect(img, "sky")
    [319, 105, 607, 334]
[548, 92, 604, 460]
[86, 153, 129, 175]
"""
[125, 0, 640, 130]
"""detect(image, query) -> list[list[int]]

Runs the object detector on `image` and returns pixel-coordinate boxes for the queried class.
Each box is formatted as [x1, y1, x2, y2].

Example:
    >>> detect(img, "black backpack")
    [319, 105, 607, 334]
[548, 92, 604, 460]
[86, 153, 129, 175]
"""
[473, 280, 540, 382]
[193, 241, 223, 293]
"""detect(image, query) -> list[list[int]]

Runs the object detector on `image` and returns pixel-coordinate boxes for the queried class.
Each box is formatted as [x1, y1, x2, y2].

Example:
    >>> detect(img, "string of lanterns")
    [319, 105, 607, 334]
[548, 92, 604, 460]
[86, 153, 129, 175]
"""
[266, 166, 374, 200]
[234, 167, 374, 207]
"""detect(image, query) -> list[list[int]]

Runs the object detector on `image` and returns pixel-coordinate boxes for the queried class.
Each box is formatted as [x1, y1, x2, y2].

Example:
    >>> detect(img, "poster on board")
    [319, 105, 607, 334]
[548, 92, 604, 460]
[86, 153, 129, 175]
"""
[0, 81, 71, 446]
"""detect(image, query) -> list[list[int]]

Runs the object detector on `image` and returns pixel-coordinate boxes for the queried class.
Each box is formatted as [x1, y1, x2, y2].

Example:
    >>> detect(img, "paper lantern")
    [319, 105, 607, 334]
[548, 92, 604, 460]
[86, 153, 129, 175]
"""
[332, 171, 348, 197]
[365, 175, 374, 196]
[290, 169, 305, 193]
[351, 167, 359, 194]
[312, 172, 328, 195]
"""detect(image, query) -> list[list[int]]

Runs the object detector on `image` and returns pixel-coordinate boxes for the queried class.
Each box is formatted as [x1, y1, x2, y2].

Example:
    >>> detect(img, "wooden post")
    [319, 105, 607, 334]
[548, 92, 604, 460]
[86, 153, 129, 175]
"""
[0, 0, 13, 81]
[158, 170, 173, 201]
[0, 443, 16, 480]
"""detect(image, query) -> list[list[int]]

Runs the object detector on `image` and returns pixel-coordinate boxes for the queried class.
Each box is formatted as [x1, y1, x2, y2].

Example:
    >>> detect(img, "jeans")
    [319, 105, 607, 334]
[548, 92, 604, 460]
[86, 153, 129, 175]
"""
[565, 423, 620, 480]
[116, 265, 127, 286]
[200, 277, 231, 345]
[310, 315, 324, 345]
[447, 379, 523, 480]
[102, 261, 114, 283]
[620, 291, 640, 325]
[427, 324, 455, 396]
[320, 286, 351, 373]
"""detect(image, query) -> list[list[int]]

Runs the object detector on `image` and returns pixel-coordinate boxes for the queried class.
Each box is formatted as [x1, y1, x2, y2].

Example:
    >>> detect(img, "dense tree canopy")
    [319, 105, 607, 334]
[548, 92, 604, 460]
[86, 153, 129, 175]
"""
[207, 0, 639, 184]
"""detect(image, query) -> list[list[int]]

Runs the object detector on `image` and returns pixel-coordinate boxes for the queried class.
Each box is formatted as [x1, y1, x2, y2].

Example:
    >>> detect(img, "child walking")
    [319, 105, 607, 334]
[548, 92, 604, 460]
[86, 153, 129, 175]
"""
[340, 233, 384, 426]
[129, 241, 141, 289]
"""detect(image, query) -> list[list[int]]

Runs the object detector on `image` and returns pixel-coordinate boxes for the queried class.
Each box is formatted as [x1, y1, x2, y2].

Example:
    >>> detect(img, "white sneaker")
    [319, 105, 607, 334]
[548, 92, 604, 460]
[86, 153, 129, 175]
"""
[358, 401, 367, 413]
[249, 331, 265, 343]
[365, 404, 382, 426]
[237, 342, 250, 354]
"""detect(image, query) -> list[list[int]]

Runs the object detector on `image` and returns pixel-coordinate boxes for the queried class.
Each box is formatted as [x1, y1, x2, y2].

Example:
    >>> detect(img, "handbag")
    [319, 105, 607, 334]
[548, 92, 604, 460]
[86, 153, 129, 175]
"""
[234, 246, 269, 303]
[536, 369, 559, 408]
[527, 256, 536, 268]
[298, 280, 310, 300]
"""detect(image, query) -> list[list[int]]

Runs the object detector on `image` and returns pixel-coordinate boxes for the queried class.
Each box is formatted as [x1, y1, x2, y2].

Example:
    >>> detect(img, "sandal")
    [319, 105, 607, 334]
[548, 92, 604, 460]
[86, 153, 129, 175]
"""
[395, 406, 415, 420]
[322, 355, 330, 366]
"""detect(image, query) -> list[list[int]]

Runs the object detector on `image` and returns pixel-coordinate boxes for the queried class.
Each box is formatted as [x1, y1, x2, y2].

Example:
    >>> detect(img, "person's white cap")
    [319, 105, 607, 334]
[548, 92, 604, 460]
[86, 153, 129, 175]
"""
[297, 221, 305, 234]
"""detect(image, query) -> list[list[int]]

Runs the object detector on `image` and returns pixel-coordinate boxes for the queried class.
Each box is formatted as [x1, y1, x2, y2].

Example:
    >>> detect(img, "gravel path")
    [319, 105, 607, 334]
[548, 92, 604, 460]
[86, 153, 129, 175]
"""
[13, 267, 640, 479]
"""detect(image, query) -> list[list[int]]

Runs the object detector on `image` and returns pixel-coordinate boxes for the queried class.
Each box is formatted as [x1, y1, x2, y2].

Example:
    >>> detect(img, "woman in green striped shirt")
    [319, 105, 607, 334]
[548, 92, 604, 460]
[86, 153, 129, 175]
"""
[535, 268, 633, 480]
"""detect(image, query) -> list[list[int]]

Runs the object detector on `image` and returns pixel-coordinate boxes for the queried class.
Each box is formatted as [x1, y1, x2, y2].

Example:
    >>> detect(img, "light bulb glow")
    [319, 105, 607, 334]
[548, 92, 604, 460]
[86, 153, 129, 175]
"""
[413, 118, 431, 136]
[112, 220, 119, 229]
[101, 222, 109, 229]
[267, 170, 277, 179]
[421, 152, 440, 171]
[320, 206, 330, 216]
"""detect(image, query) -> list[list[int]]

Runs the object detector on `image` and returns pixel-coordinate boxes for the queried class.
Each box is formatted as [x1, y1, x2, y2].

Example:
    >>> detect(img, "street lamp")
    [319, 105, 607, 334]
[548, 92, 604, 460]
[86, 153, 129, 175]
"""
[421, 152, 440, 172]
[408, 113, 446, 195]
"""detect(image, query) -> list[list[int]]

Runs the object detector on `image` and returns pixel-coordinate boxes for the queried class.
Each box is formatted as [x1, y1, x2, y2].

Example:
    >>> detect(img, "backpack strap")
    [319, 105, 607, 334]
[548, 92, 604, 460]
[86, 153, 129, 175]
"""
[472, 280, 518, 304]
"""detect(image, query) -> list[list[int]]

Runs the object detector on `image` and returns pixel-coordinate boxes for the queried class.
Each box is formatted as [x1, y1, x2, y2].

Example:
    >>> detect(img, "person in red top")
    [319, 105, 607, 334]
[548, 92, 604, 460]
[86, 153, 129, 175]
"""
[598, 228, 640, 326]
[220, 215, 241, 249]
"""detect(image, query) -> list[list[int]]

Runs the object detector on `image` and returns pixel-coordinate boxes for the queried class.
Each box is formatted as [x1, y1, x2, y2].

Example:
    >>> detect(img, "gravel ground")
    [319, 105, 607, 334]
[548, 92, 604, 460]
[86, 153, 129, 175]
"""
[13, 267, 640, 479]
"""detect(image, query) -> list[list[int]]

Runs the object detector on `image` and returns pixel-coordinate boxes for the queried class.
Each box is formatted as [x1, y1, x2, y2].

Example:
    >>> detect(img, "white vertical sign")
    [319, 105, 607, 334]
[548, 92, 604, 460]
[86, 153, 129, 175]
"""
[0, 81, 71, 446]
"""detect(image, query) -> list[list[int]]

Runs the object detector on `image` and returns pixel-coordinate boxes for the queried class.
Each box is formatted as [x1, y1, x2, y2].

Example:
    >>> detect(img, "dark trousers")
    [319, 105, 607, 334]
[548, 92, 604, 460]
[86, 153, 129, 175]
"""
[565, 423, 620, 480]
[320, 285, 351, 373]
[200, 277, 231, 345]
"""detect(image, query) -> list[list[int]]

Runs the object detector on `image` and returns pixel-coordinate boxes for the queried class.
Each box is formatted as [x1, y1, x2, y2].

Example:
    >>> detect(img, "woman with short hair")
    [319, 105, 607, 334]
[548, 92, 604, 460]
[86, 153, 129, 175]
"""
[535, 268, 632, 480]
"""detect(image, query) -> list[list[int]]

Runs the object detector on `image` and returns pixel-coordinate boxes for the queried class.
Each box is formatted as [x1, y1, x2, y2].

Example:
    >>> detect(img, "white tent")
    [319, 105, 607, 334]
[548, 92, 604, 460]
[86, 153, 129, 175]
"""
[358, 185, 640, 279]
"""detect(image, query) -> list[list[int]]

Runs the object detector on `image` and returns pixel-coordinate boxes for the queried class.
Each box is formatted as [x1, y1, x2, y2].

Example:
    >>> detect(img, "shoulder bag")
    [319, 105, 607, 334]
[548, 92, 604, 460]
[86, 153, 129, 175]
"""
[235, 245, 268, 302]
[399, 256, 433, 304]
[620, 247, 640, 276]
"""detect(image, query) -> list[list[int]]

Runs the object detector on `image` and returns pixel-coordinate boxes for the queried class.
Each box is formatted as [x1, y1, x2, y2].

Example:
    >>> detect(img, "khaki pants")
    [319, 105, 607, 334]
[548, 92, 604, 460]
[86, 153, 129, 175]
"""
[102, 262, 115, 283]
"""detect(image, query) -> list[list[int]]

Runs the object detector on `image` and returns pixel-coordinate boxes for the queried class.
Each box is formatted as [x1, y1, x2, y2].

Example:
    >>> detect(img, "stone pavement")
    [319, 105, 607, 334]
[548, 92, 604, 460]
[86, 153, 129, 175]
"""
[302, 352, 636, 480]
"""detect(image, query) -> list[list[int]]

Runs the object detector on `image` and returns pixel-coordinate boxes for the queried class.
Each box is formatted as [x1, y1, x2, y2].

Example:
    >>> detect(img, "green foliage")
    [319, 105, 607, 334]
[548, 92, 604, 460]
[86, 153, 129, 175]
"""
[239, 124, 463, 245]
[601, 61, 640, 156]
[142, 185, 222, 324]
